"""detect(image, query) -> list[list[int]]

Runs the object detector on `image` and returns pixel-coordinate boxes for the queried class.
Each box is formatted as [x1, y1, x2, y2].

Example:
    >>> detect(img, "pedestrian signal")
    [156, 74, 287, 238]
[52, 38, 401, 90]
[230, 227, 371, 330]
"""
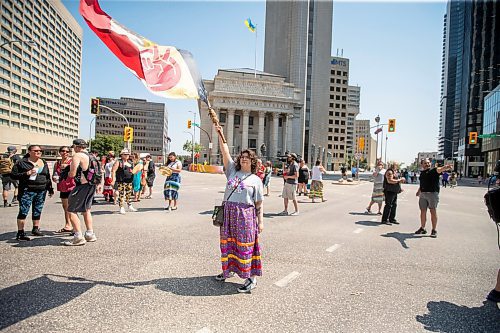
[124, 126, 134, 142]
[469, 131, 478, 145]
[90, 98, 100, 115]
[388, 119, 396, 132]
[187, 120, 192, 129]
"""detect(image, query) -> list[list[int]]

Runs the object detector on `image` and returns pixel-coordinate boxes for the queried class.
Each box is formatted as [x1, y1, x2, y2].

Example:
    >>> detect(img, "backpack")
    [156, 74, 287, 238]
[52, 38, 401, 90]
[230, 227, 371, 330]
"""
[0, 154, 13, 175]
[484, 185, 500, 223]
[84, 153, 103, 185]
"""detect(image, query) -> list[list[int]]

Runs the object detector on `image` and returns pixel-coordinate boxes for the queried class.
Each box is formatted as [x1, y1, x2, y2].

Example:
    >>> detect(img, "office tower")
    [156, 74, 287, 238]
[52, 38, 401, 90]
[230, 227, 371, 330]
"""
[0, 0, 82, 153]
[95, 97, 168, 160]
[264, 0, 333, 163]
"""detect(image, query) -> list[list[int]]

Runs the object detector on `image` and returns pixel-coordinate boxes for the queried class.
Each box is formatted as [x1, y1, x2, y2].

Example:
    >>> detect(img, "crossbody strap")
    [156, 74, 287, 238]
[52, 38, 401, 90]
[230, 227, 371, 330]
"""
[226, 174, 252, 202]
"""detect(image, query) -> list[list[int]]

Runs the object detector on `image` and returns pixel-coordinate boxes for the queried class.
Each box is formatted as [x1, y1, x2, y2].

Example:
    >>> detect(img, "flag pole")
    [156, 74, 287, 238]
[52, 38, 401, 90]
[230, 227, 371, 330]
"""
[206, 100, 226, 143]
[254, 26, 257, 78]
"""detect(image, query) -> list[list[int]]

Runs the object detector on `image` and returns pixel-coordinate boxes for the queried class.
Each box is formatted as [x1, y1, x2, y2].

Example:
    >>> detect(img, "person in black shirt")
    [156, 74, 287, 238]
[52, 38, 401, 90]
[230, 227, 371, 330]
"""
[381, 162, 405, 225]
[415, 159, 453, 238]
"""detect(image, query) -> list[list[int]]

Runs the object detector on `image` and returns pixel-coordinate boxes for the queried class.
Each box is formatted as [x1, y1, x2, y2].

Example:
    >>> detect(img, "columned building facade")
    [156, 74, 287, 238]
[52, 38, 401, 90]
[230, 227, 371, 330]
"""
[199, 69, 303, 164]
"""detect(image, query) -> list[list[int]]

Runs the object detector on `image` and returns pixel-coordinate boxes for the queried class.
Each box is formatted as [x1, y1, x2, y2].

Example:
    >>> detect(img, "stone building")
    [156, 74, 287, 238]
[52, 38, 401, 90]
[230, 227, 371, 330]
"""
[198, 69, 303, 164]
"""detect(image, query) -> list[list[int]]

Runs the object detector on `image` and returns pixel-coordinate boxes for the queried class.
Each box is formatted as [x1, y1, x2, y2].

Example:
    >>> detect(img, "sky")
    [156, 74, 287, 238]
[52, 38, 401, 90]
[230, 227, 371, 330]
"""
[62, 0, 446, 166]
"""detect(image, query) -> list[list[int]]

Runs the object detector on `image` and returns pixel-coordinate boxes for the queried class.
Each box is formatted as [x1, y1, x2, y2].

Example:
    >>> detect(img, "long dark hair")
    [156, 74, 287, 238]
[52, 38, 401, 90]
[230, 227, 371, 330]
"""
[235, 149, 257, 174]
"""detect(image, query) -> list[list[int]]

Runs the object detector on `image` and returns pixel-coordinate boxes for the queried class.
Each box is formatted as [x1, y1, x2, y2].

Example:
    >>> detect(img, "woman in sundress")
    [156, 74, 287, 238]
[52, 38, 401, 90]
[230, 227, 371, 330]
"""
[365, 160, 385, 215]
[214, 125, 264, 293]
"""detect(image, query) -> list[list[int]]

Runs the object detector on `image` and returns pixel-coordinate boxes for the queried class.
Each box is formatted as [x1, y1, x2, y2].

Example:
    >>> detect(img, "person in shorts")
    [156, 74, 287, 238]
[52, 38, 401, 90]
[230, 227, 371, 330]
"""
[279, 153, 299, 216]
[63, 139, 99, 246]
[143, 154, 155, 199]
[415, 158, 453, 238]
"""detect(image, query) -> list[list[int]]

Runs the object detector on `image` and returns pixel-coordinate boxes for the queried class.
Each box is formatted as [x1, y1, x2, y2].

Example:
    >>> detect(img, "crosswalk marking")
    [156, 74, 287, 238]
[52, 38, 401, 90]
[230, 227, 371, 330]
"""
[274, 271, 300, 288]
[326, 244, 341, 252]
[353, 228, 364, 234]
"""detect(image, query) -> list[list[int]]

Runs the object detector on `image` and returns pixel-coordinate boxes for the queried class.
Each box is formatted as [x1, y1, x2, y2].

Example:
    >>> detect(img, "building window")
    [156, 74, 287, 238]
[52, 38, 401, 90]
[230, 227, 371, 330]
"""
[219, 113, 226, 123]
[248, 139, 256, 149]
[328, 128, 332, 132]
[328, 144, 332, 149]
[329, 119, 333, 124]
[234, 115, 240, 125]
[249, 116, 254, 126]
[329, 111, 333, 116]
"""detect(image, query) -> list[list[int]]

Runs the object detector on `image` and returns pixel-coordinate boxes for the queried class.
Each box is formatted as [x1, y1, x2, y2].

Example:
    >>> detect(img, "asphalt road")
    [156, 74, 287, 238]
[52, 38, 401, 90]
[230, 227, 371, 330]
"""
[0, 171, 499, 332]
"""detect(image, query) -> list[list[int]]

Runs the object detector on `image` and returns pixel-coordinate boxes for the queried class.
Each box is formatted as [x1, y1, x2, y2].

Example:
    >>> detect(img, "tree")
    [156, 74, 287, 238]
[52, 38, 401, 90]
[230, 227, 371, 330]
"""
[90, 134, 123, 157]
[182, 140, 204, 154]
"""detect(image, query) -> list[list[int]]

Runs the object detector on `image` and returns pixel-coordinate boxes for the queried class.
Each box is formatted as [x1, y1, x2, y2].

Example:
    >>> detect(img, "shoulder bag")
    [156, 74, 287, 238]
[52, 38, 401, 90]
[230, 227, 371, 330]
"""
[212, 174, 252, 227]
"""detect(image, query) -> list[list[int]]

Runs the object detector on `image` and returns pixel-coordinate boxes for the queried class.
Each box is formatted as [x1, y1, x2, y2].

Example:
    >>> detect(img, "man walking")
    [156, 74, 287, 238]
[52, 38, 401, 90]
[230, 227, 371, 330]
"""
[1, 146, 21, 207]
[381, 162, 405, 225]
[63, 139, 99, 246]
[415, 159, 453, 238]
[279, 153, 299, 216]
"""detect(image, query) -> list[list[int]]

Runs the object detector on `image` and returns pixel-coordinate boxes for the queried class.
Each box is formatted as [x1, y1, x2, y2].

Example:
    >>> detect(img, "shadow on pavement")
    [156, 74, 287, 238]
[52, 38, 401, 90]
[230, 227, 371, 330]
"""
[416, 300, 500, 332]
[381, 232, 424, 249]
[91, 210, 117, 216]
[199, 210, 214, 215]
[0, 274, 241, 330]
[349, 212, 372, 216]
[356, 220, 380, 227]
[137, 207, 166, 212]
[0, 275, 94, 330]
[0, 231, 69, 247]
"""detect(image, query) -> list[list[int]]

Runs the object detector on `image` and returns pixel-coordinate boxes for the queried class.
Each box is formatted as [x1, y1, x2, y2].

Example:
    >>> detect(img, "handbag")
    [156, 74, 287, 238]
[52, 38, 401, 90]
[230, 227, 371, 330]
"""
[212, 174, 252, 227]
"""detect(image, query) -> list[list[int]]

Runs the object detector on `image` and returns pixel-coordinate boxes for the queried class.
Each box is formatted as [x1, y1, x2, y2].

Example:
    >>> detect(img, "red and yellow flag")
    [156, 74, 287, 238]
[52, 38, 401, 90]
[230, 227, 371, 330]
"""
[79, 0, 207, 103]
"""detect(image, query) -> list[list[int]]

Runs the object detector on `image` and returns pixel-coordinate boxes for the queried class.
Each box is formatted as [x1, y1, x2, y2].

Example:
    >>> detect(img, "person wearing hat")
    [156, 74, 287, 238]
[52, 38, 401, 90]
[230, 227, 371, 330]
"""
[1, 146, 21, 207]
[62, 139, 99, 246]
[111, 148, 137, 214]
[279, 153, 300, 216]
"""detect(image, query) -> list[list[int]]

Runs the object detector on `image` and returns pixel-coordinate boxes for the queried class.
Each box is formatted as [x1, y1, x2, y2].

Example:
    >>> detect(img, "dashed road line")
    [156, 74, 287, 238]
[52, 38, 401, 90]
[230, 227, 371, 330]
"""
[274, 271, 300, 288]
[196, 328, 212, 333]
[353, 228, 364, 234]
[370, 218, 378, 222]
[326, 244, 341, 252]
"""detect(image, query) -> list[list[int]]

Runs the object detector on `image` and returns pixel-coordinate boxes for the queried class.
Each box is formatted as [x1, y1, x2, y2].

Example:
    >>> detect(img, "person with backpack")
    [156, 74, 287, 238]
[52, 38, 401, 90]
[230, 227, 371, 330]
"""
[111, 148, 137, 214]
[1, 146, 21, 207]
[53, 146, 76, 234]
[10, 145, 54, 241]
[62, 139, 101, 246]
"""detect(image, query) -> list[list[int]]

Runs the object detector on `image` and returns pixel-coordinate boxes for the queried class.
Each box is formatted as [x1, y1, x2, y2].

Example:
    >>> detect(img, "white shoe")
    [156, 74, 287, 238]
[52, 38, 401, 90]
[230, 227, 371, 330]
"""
[128, 205, 137, 212]
[119, 206, 126, 215]
[62, 236, 86, 246]
[84, 233, 97, 242]
[289, 211, 299, 216]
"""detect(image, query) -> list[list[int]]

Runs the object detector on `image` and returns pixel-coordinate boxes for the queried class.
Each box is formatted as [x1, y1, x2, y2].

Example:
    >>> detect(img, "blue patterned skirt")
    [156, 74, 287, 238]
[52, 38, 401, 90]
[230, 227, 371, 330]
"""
[163, 173, 181, 200]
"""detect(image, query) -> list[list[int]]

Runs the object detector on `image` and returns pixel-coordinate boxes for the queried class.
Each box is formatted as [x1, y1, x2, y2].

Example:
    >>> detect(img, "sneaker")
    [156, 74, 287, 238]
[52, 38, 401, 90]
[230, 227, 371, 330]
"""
[278, 210, 288, 216]
[16, 232, 31, 241]
[365, 209, 372, 214]
[119, 206, 126, 215]
[289, 211, 299, 216]
[84, 233, 97, 242]
[31, 228, 44, 236]
[381, 221, 392, 225]
[430, 230, 437, 238]
[415, 227, 427, 235]
[390, 220, 400, 225]
[62, 236, 86, 246]
[487, 289, 500, 302]
[215, 272, 235, 281]
[237, 278, 256, 293]
[128, 205, 137, 212]
[10, 199, 18, 205]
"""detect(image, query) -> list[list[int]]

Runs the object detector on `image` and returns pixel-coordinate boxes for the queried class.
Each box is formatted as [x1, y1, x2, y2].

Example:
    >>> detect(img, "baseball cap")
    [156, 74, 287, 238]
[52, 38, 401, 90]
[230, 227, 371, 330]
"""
[72, 138, 87, 147]
[290, 153, 298, 160]
[7, 146, 16, 152]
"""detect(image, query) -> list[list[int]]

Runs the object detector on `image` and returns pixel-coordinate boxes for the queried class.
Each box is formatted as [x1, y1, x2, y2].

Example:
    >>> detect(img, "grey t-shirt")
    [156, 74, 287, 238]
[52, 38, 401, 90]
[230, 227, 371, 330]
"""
[223, 160, 264, 206]
[286, 161, 299, 184]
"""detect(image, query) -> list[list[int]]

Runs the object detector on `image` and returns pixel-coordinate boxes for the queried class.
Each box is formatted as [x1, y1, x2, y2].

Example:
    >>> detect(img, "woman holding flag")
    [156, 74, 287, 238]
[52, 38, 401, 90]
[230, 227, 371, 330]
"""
[214, 124, 264, 293]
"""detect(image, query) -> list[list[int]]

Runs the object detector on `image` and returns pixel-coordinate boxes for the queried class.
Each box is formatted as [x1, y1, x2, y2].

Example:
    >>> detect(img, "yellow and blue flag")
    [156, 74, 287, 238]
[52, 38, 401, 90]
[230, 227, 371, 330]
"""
[244, 18, 256, 33]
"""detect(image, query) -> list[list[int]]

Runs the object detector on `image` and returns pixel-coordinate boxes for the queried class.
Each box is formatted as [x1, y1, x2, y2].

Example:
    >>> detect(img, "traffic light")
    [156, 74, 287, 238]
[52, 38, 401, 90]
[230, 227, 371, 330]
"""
[469, 131, 478, 145]
[90, 98, 100, 115]
[388, 119, 396, 132]
[187, 120, 192, 129]
[123, 126, 134, 142]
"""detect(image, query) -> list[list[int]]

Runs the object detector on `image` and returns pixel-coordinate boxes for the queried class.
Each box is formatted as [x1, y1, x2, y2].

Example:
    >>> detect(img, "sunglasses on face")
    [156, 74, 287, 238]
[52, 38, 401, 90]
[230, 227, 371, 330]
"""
[60, 150, 69, 153]
[31, 150, 42, 153]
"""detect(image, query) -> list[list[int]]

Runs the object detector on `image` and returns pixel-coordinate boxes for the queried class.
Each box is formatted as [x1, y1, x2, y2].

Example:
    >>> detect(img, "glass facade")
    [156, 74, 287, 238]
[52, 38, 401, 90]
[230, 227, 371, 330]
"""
[482, 85, 500, 175]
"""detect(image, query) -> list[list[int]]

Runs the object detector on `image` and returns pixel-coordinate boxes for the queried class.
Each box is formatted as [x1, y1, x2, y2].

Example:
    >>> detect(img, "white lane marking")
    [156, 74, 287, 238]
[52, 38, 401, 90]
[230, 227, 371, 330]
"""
[353, 228, 364, 234]
[326, 244, 341, 253]
[370, 218, 378, 221]
[274, 271, 300, 288]
[196, 328, 212, 333]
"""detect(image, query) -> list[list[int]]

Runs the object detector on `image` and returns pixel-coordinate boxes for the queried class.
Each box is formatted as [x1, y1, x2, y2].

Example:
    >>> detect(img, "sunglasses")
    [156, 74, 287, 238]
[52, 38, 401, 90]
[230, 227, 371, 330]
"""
[31, 150, 43, 153]
[60, 150, 69, 153]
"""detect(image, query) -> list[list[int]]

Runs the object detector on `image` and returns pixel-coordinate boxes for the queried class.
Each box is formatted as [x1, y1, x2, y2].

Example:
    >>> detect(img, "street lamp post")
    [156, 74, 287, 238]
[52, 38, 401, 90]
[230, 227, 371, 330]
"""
[89, 116, 96, 151]
[188, 110, 197, 145]
[183, 131, 195, 166]
[375, 115, 380, 161]
[194, 124, 212, 164]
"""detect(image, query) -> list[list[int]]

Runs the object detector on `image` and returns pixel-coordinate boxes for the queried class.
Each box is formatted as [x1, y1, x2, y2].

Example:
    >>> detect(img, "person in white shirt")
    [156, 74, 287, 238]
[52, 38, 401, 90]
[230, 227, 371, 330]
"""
[309, 160, 327, 203]
[365, 161, 386, 215]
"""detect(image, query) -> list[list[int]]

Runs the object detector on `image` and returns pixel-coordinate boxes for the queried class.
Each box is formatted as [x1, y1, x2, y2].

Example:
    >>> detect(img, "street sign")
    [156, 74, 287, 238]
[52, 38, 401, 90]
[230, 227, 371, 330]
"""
[478, 134, 499, 138]
[208, 142, 213, 149]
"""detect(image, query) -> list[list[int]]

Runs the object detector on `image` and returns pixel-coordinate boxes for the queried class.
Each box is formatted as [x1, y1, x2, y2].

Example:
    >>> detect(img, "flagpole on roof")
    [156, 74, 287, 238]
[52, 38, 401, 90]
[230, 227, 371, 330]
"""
[254, 25, 257, 78]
